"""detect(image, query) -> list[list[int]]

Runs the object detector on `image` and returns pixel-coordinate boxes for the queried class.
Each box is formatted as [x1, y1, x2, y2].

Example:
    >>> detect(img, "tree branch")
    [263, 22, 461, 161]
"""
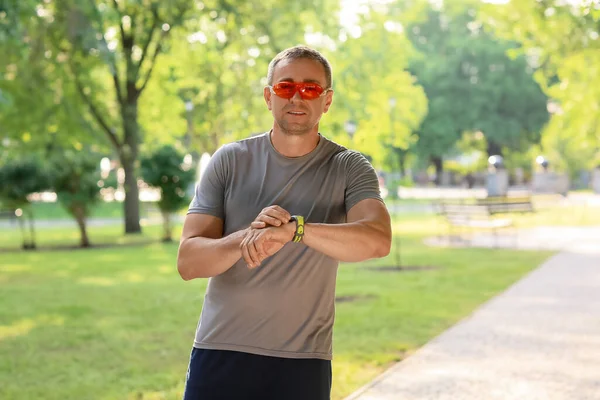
[136, 35, 163, 95]
[136, 6, 160, 75]
[89, 0, 124, 106]
[136, 5, 189, 96]
[68, 60, 121, 150]
[111, 0, 127, 46]
[47, 32, 121, 149]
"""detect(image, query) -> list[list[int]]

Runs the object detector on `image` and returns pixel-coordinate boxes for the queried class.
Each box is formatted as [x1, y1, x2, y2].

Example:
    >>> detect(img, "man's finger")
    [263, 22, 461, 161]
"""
[251, 221, 266, 229]
[240, 240, 253, 268]
[241, 231, 259, 268]
[247, 231, 263, 267]
[249, 239, 263, 267]
[256, 215, 282, 226]
[267, 206, 291, 223]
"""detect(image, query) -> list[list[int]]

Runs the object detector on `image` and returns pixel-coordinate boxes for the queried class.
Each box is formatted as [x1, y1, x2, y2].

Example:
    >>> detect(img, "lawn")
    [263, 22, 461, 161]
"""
[28, 200, 126, 220]
[0, 214, 554, 400]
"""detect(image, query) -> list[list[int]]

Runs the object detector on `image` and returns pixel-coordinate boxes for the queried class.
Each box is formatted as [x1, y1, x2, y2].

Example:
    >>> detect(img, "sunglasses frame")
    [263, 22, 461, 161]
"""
[267, 82, 332, 100]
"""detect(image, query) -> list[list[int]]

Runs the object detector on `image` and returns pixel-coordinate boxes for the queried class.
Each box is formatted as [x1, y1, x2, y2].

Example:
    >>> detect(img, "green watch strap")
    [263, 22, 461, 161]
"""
[290, 215, 305, 243]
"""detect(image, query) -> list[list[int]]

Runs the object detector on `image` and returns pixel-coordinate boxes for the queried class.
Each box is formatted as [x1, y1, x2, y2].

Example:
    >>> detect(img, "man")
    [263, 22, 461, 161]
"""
[177, 45, 392, 400]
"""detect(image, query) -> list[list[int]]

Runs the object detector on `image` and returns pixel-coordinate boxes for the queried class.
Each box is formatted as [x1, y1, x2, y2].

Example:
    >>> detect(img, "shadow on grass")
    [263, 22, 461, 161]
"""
[0, 240, 158, 254]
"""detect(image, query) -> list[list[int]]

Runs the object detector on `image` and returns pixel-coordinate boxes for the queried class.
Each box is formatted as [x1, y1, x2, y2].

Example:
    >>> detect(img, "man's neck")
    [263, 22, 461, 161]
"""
[270, 127, 321, 158]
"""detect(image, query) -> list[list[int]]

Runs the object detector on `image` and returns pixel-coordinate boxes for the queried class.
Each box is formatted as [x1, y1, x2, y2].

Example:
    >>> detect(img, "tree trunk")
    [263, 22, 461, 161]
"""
[399, 154, 406, 176]
[25, 206, 36, 249]
[161, 209, 172, 242]
[17, 213, 29, 250]
[121, 100, 142, 234]
[121, 153, 141, 234]
[393, 147, 406, 176]
[431, 156, 443, 186]
[73, 206, 90, 248]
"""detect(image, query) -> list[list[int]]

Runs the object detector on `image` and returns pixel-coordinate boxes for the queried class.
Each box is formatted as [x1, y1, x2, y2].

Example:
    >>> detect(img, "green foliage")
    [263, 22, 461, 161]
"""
[321, 10, 427, 168]
[140, 145, 195, 241]
[147, 0, 342, 155]
[50, 151, 102, 215]
[481, 0, 600, 176]
[0, 155, 50, 207]
[49, 149, 102, 246]
[400, 1, 549, 163]
[140, 145, 195, 213]
[0, 155, 50, 249]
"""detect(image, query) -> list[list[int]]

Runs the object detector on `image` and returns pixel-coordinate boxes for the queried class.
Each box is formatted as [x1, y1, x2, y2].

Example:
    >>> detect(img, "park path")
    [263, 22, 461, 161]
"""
[346, 229, 600, 400]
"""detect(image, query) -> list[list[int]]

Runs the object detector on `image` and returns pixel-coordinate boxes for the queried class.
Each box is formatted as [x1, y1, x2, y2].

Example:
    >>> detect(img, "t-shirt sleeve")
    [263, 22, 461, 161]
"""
[187, 145, 230, 219]
[344, 151, 384, 213]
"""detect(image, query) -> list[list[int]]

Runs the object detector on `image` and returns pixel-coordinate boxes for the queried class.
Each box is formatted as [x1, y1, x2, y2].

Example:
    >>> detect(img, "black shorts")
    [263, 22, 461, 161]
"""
[182, 348, 332, 400]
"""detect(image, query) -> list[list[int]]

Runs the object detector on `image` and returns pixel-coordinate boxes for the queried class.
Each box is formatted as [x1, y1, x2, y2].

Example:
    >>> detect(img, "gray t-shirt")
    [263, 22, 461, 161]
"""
[187, 132, 383, 360]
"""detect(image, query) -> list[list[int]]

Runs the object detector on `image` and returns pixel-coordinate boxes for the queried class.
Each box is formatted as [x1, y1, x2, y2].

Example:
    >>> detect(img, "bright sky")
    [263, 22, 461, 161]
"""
[340, 0, 512, 27]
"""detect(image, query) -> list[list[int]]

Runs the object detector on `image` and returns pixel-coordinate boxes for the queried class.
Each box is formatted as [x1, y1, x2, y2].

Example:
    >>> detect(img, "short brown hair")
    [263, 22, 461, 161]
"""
[267, 45, 333, 89]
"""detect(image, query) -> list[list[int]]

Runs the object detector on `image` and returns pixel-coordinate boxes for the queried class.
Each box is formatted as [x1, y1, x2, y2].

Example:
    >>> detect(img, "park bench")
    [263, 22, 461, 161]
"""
[475, 196, 534, 214]
[436, 196, 534, 247]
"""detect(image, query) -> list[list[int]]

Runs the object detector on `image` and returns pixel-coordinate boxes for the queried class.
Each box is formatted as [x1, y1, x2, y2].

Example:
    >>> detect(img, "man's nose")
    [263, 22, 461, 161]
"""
[289, 90, 304, 102]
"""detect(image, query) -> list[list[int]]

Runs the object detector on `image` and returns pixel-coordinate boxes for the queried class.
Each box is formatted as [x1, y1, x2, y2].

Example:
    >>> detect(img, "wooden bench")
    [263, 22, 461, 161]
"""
[437, 202, 515, 247]
[476, 196, 534, 214]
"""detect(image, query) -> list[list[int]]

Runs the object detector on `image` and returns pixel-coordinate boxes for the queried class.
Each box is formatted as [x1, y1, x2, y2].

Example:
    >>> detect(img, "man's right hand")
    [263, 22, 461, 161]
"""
[250, 205, 291, 229]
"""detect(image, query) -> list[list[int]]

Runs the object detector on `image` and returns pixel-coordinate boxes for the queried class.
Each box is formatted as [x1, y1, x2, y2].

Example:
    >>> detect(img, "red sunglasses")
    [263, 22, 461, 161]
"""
[268, 82, 330, 100]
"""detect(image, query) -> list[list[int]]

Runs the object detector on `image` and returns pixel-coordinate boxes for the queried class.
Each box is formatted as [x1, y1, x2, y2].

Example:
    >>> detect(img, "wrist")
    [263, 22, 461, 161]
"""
[284, 221, 296, 242]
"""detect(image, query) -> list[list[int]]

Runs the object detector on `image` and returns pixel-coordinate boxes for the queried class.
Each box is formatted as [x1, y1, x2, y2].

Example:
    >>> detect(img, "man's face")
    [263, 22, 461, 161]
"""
[264, 58, 334, 136]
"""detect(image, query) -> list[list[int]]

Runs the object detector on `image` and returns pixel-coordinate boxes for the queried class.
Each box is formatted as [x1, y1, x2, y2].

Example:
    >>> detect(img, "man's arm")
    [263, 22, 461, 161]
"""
[177, 213, 248, 280]
[302, 199, 391, 262]
[245, 199, 392, 265]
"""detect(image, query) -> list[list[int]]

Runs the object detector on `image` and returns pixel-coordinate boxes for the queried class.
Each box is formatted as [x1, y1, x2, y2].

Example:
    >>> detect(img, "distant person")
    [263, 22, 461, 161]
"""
[177, 45, 392, 400]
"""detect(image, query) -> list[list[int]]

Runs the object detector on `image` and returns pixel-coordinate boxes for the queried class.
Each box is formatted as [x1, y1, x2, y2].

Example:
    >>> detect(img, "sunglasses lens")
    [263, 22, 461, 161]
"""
[272, 82, 296, 99]
[272, 82, 326, 100]
[299, 84, 324, 100]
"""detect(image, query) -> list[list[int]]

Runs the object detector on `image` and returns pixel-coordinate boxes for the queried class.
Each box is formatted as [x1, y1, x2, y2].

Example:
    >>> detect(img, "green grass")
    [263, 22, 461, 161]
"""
[12, 201, 170, 221]
[0, 215, 554, 399]
[28, 201, 126, 220]
[0, 222, 164, 251]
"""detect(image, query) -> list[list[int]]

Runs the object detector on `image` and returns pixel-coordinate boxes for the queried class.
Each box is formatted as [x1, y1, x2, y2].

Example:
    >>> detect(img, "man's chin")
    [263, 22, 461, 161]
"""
[277, 121, 314, 136]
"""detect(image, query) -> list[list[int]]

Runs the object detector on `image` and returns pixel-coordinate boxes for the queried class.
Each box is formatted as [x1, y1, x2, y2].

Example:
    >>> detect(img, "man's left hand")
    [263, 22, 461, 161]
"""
[240, 223, 295, 269]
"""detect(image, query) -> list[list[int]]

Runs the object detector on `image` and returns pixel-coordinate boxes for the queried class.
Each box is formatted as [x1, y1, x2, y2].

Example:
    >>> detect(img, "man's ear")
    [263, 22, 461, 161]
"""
[323, 90, 334, 114]
[264, 87, 272, 110]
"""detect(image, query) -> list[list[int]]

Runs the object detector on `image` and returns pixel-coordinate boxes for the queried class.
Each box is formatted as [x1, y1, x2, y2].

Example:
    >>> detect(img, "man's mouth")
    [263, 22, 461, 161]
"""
[287, 111, 306, 115]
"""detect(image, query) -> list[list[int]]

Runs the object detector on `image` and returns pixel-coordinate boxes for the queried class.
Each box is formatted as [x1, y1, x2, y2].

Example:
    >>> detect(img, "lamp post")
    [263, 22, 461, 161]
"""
[486, 154, 508, 197]
[536, 155, 549, 172]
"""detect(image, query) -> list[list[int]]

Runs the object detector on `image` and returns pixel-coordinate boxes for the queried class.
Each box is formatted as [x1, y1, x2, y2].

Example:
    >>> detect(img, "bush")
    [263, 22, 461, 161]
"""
[0, 155, 50, 249]
[141, 146, 195, 242]
[49, 150, 102, 247]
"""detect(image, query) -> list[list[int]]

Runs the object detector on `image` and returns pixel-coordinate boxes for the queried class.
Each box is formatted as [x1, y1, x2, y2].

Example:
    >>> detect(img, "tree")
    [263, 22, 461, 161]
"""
[1, 0, 197, 234]
[395, 1, 549, 181]
[140, 145, 195, 242]
[49, 150, 102, 247]
[481, 0, 600, 175]
[150, 0, 342, 158]
[0, 156, 50, 249]
[0, 0, 343, 234]
[319, 9, 428, 170]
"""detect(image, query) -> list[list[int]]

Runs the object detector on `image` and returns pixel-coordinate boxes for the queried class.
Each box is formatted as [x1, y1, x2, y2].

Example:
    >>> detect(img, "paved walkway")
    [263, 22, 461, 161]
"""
[347, 231, 600, 400]
[425, 226, 600, 254]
